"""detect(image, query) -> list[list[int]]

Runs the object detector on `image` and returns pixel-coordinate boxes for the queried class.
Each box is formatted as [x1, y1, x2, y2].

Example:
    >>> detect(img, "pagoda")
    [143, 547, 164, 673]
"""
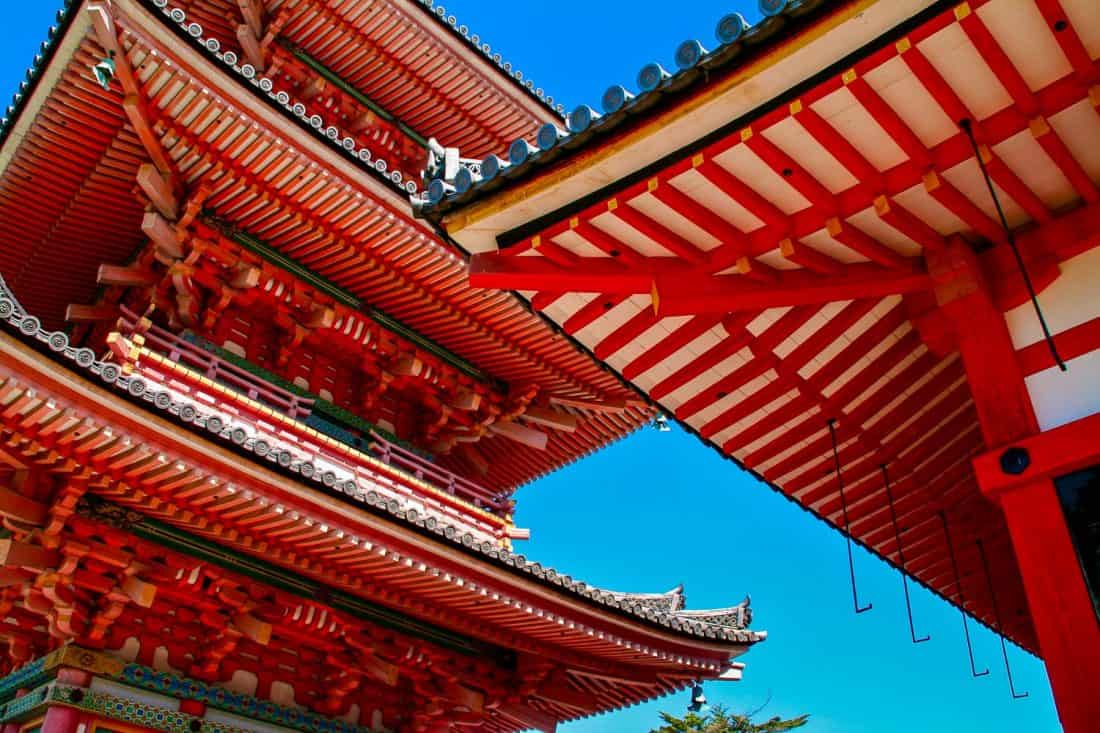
[0, 1, 765, 732]
[421, 0, 1100, 731]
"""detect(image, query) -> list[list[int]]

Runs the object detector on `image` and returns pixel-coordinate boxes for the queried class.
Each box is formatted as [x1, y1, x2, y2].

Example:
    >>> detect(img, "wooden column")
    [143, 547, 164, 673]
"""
[995, 477, 1099, 733]
[40, 704, 82, 733]
[930, 237, 1100, 732]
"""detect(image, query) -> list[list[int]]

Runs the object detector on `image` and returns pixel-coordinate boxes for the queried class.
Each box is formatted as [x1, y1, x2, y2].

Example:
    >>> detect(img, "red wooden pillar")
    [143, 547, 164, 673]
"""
[930, 237, 1100, 732]
[990, 477, 1100, 733]
[40, 705, 81, 733]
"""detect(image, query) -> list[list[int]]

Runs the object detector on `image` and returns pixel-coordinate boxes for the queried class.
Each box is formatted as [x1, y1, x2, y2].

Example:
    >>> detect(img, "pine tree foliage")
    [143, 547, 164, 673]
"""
[650, 705, 809, 733]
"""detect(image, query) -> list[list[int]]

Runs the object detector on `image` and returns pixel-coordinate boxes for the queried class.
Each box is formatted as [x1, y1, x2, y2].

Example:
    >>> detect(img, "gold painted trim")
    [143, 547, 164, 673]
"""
[123, 338, 507, 527]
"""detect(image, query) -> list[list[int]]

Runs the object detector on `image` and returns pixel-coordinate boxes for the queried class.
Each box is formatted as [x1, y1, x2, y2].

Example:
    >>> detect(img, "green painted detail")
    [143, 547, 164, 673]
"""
[0, 656, 47, 699]
[118, 666, 373, 733]
[37, 684, 250, 733]
[281, 41, 428, 149]
[125, 512, 513, 665]
[0, 681, 53, 721]
[207, 218, 498, 387]
[0, 668, 379, 733]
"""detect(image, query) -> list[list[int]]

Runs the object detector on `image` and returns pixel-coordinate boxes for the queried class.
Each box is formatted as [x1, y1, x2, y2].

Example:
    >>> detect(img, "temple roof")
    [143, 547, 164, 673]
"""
[410, 0, 567, 122]
[0, 272, 763, 646]
[2, 1, 560, 172]
[0, 0, 653, 493]
[415, 0, 1100, 655]
[415, 0, 836, 215]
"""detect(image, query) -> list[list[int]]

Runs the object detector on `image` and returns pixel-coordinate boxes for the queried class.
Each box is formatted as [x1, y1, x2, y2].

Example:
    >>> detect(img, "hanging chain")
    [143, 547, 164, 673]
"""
[828, 419, 872, 614]
[959, 118, 1066, 371]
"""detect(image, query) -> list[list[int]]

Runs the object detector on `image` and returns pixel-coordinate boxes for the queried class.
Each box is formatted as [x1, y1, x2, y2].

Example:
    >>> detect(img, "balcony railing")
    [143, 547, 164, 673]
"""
[116, 308, 508, 517]
[368, 431, 507, 514]
[119, 308, 314, 419]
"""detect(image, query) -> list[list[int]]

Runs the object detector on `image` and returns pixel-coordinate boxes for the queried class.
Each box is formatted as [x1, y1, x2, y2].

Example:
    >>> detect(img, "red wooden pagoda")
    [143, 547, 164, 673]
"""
[0, 1, 766, 732]
[422, 1, 1100, 731]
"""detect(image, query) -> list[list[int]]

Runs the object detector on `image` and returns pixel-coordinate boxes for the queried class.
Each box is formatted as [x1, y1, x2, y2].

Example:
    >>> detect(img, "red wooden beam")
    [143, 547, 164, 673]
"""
[957, 7, 1038, 117]
[611, 204, 708, 265]
[873, 195, 946, 252]
[1034, 0, 1099, 84]
[742, 128, 837, 213]
[791, 100, 884, 189]
[922, 171, 1004, 244]
[594, 307, 655, 360]
[572, 222, 648, 266]
[674, 306, 815, 420]
[648, 181, 748, 255]
[779, 237, 843, 274]
[561, 294, 627, 335]
[974, 409, 1100, 499]
[826, 218, 909, 268]
[977, 146, 1052, 224]
[650, 316, 753, 401]
[1030, 115, 1100, 204]
[468, 253, 660, 293]
[700, 379, 791, 440]
[898, 41, 973, 129]
[844, 74, 932, 167]
[741, 309, 914, 466]
[621, 315, 721, 380]
[693, 159, 789, 230]
[1017, 315, 1100, 376]
[654, 263, 930, 316]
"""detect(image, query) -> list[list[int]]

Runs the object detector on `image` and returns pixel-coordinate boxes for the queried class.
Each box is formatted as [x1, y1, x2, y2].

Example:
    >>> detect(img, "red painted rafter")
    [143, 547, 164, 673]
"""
[620, 315, 722, 381]
[742, 128, 837, 213]
[899, 40, 1055, 230]
[826, 218, 909, 267]
[792, 101, 884, 189]
[740, 309, 914, 466]
[1034, 0, 1100, 84]
[593, 306, 656, 360]
[649, 314, 754, 401]
[469, 252, 928, 311]
[611, 204, 709, 265]
[673, 307, 815, 420]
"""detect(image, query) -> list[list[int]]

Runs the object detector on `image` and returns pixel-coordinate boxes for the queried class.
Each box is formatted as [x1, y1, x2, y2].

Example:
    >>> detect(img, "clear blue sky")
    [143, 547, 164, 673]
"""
[0, 2, 1060, 732]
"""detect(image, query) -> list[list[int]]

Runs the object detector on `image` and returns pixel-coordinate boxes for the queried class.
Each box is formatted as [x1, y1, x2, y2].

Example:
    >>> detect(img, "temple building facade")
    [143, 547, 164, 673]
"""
[0, 2, 766, 732]
[421, 1, 1100, 731]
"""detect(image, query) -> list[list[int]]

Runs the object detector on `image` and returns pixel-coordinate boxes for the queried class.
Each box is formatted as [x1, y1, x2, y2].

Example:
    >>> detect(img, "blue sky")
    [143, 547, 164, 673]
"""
[0, 2, 1060, 731]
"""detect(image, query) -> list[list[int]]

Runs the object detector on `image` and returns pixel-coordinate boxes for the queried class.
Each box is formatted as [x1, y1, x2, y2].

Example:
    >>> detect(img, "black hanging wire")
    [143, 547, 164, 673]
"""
[882, 465, 929, 643]
[976, 539, 1029, 699]
[827, 419, 872, 614]
[960, 118, 1066, 372]
[939, 511, 989, 678]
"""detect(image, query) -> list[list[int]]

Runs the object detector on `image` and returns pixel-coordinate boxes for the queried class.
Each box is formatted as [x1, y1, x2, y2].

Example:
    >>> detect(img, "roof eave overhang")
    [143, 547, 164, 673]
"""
[113, 0, 432, 230]
[408, 1, 563, 126]
[0, 3, 90, 181]
[0, 326, 756, 661]
[435, 0, 946, 254]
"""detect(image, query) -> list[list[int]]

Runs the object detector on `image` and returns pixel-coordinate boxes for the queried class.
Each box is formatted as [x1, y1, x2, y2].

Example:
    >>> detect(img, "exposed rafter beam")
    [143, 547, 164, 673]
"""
[653, 263, 930, 315]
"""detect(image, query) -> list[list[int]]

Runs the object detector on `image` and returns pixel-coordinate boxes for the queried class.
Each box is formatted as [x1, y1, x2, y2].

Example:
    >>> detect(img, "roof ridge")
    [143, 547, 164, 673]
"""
[412, 0, 566, 120]
[415, 0, 832, 211]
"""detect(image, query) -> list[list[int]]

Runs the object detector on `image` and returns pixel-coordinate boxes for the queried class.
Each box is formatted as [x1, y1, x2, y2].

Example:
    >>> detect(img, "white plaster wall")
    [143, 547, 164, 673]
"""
[1025, 349, 1100, 431]
[1005, 247, 1100, 430]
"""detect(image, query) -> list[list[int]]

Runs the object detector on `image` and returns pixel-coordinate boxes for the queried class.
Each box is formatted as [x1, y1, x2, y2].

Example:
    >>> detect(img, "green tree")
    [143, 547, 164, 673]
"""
[650, 704, 809, 733]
